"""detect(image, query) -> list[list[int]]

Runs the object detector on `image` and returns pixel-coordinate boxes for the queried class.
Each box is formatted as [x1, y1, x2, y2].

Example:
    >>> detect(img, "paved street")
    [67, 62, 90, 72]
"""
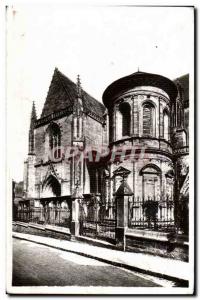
[12, 238, 175, 287]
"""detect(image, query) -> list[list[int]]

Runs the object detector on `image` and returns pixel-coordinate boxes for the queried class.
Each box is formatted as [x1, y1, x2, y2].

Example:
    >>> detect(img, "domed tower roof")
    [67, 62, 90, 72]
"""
[102, 71, 178, 108]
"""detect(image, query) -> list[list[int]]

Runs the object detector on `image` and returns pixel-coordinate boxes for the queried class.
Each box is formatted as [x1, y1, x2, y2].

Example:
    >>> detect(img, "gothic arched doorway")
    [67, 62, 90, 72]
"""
[42, 175, 61, 198]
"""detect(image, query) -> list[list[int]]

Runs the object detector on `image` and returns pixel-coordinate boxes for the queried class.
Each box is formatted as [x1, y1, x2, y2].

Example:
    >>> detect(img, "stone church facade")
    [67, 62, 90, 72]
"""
[17, 68, 189, 241]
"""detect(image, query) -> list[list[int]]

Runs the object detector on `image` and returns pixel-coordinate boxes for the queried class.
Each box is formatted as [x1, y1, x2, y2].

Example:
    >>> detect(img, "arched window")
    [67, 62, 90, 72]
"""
[140, 164, 161, 201]
[119, 102, 131, 137]
[142, 102, 155, 136]
[116, 110, 122, 139]
[47, 123, 61, 159]
[165, 170, 174, 201]
[163, 110, 169, 141]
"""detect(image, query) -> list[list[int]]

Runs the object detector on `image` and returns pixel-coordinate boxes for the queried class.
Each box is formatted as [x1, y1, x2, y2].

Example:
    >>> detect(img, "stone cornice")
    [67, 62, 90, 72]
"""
[35, 107, 105, 129]
[35, 108, 73, 128]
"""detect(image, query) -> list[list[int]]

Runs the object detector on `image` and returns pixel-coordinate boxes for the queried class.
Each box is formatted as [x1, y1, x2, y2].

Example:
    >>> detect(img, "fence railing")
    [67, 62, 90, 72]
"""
[79, 198, 116, 242]
[15, 195, 175, 235]
[17, 206, 71, 229]
[129, 196, 175, 232]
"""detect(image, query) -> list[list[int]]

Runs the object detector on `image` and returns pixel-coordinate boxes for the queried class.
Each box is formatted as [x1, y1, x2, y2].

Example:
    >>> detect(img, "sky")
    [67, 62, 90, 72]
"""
[6, 5, 194, 181]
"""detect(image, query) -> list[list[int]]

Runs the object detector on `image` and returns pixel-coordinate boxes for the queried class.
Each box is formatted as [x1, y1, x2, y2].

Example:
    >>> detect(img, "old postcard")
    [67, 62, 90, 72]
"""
[6, 3, 195, 295]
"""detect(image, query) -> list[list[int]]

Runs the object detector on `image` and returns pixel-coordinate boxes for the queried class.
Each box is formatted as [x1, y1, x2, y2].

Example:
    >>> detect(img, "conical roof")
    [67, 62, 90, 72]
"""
[41, 68, 105, 118]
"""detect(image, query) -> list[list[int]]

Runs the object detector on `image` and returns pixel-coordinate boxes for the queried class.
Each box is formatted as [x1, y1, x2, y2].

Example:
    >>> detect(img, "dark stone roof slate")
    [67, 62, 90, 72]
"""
[103, 71, 178, 108]
[41, 68, 105, 118]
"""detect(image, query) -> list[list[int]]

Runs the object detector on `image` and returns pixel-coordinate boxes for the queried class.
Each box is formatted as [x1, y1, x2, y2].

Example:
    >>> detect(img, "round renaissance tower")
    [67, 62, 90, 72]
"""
[103, 71, 178, 230]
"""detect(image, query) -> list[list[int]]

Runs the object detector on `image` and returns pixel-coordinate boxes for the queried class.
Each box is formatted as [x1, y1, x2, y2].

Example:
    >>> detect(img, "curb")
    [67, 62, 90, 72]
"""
[13, 233, 189, 287]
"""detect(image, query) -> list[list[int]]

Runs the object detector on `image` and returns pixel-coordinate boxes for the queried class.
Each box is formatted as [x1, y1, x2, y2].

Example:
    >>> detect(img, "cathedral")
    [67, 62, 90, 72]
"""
[16, 68, 189, 243]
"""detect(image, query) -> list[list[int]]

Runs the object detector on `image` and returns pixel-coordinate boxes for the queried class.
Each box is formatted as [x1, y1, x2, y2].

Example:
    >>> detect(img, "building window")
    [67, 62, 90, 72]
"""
[48, 123, 61, 159]
[119, 102, 131, 137]
[165, 170, 174, 201]
[142, 102, 155, 136]
[116, 110, 122, 139]
[163, 110, 169, 140]
[140, 164, 161, 201]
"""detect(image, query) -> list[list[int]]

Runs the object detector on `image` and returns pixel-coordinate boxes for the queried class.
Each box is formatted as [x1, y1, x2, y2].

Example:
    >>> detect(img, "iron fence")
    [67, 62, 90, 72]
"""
[79, 198, 116, 242]
[16, 205, 71, 229]
[129, 196, 175, 232]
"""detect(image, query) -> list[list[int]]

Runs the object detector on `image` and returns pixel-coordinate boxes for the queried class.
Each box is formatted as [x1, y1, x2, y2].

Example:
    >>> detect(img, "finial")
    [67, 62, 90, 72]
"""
[137, 67, 140, 72]
[31, 101, 37, 120]
[76, 74, 82, 97]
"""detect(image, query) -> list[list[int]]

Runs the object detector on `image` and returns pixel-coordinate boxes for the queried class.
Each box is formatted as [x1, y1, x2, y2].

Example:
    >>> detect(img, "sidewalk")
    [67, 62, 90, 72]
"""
[12, 232, 191, 284]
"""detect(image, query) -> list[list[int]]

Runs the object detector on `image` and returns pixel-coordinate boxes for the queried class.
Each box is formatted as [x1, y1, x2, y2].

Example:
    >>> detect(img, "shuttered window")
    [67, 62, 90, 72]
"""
[143, 104, 153, 136]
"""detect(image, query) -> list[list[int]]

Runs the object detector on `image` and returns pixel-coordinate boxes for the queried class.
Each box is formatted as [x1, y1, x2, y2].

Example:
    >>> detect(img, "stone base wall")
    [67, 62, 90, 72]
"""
[12, 222, 188, 261]
[13, 222, 71, 241]
[125, 230, 188, 262]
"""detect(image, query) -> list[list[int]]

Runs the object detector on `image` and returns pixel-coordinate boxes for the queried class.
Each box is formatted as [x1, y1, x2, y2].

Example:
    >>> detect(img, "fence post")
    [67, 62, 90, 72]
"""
[71, 184, 83, 238]
[114, 179, 133, 250]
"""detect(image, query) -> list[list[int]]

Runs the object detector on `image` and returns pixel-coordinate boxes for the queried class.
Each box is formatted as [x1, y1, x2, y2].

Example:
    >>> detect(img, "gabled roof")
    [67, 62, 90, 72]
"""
[113, 166, 131, 177]
[41, 68, 105, 118]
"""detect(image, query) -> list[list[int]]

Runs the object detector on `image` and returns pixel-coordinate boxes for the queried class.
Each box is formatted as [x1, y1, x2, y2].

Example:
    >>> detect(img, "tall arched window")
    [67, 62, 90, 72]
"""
[116, 110, 122, 139]
[142, 102, 155, 136]
[140, 164, 161, 201]
[163, 110, 169, 141]
[119, 102, 131, 136]
[48, 123, 61, 159]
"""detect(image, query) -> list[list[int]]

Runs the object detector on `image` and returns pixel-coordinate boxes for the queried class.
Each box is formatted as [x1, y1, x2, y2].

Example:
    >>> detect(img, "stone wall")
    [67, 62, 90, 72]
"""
[125, 229, 188, 261]
[84, 115, 104, 147]
[13, 222, 71, 240]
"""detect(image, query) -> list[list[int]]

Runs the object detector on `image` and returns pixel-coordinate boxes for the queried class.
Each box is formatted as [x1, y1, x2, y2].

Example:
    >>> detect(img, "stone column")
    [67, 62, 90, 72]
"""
[105, 177, 109, 209]
[131, 96, 134, 135]
[113, 106, 117, 141]
[138, 96, 143, 137]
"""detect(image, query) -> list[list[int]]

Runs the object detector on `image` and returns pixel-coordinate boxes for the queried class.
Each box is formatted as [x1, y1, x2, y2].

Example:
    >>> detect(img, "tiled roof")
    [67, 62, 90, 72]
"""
[174, 74, 189, 108]
[41, 68, 105, 118]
